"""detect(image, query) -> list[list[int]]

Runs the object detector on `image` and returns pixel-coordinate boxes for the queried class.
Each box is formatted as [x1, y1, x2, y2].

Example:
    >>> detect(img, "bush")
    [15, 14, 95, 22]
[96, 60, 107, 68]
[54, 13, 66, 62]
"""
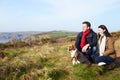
[0, 51, 7, 59]
[40, 37, 56, 44]
[0, 41, 30, 49]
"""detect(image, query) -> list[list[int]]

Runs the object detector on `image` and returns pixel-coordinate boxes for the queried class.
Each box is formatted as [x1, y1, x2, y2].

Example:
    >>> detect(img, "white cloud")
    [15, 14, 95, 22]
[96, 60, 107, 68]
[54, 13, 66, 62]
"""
[42, 0, 119, 20]
[0, 0, 120, 31]
[26, 0, 119, 27]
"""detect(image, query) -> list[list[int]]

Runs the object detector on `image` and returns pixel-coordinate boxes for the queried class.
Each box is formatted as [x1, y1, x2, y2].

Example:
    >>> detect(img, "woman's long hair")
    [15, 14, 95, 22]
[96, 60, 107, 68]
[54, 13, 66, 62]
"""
[98, 25, 112, 38]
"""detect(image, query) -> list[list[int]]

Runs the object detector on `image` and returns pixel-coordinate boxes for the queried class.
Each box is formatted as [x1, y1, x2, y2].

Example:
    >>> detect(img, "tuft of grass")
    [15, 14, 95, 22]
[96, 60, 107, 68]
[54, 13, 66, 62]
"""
[73, 64, 105, 80]
[97, 68, 120, 80]
[4, 48, 28, 58]
[48, 68, 69, 80]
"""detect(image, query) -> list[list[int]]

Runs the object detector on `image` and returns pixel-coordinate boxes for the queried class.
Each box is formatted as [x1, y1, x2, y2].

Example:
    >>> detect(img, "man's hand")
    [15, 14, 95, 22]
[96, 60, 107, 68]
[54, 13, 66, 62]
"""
[82, 44, 90, 52]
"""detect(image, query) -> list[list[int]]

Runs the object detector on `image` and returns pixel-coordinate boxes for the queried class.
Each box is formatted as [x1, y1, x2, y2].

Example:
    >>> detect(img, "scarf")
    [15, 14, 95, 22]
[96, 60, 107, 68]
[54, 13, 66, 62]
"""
[98, 35, 106, 56]
[80, 29, 91, 48]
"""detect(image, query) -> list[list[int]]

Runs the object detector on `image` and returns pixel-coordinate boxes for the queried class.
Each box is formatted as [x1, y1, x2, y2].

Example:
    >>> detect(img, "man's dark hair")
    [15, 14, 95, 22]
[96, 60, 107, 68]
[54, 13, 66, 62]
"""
[82, 21, 91, 27]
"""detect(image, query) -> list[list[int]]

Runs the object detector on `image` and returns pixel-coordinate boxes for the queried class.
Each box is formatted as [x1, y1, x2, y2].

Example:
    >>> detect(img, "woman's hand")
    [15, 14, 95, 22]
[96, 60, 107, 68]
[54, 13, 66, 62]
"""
[100, 53, 103, 56]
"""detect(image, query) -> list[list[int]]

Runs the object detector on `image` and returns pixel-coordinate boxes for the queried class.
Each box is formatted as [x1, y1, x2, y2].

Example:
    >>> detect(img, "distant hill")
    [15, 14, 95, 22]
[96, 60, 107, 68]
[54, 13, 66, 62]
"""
[23, 30, 120, 43]
[0, 30, 120, 44]
[0, 31, 78, 43]
[0, 31, 43, 43]
[22, 31, 78, 43]
[35, 31, 77, 38]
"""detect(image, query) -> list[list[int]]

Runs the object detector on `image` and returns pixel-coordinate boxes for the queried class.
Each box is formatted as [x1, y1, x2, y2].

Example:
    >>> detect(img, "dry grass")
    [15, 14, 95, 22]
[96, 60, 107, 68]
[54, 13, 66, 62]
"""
[0, 32, 120, 80]
[0, 42, 72, 80]
[115, 39, 120, 50]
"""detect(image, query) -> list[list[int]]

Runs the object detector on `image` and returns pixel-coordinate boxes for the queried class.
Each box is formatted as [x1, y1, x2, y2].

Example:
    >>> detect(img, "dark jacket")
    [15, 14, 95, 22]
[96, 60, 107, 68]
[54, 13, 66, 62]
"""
[75, 29, 97, 51]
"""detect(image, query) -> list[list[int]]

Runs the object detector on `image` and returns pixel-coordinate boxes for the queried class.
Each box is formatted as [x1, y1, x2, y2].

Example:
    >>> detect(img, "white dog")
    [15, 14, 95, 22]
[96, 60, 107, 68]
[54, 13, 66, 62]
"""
[68, 44, 80, 65]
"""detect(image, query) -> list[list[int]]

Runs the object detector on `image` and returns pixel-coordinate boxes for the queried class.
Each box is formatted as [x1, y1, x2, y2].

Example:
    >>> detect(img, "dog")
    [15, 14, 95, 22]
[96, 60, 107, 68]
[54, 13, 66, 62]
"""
[68, 44, 80, 65]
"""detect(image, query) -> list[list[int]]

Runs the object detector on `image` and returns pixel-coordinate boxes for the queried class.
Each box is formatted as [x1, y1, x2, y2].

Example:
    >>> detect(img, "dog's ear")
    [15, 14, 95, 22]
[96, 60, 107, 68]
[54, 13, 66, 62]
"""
[68, 44, 76, 51]
[71, 44, 75, 50]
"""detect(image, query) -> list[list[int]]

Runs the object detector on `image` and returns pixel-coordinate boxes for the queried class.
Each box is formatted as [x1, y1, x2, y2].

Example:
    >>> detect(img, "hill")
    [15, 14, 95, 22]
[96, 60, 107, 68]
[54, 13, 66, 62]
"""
[0, 31, 77, 43]
[0, 31, 120, 80]
[0, 31, 43, 43]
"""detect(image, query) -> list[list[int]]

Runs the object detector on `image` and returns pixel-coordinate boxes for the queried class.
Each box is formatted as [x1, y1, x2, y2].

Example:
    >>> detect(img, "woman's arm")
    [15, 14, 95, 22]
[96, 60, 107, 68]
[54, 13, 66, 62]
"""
[103, 37, 115, 56]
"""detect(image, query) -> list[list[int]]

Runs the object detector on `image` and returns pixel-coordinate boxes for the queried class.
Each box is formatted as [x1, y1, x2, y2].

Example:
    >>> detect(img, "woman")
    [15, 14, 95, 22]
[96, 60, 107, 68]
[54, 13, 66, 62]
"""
[92, 25, 116, 66]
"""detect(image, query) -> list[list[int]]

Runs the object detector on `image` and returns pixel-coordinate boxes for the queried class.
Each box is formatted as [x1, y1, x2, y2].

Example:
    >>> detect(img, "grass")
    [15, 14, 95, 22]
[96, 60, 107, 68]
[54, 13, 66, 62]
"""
[35, 31, 77, 39]
[115, 39, 120, 50]
[4, 48, 28, 58]
[0, 32, 120, 80]
[47, 68, 68, 80]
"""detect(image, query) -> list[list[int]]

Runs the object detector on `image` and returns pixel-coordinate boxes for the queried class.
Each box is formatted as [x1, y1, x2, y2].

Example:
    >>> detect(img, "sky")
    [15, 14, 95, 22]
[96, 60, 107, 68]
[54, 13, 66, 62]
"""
[0, 0, 120, 32]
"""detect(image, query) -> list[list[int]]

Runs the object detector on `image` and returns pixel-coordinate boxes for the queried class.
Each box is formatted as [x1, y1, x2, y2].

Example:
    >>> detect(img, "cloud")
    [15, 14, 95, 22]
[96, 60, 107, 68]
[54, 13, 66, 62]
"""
[26, 0, 119, 27]
[0, 0, 120, 31]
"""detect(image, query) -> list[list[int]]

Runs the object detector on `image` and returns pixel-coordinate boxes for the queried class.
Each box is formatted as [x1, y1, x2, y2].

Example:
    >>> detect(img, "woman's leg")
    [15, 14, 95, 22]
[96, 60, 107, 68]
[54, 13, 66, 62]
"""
[95, 56, 115, 64]
[91, 53, 99, 63]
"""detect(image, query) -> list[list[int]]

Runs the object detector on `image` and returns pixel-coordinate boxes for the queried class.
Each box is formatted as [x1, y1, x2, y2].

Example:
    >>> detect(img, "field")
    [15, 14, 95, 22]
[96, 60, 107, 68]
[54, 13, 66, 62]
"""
[0, 31, 120, 80]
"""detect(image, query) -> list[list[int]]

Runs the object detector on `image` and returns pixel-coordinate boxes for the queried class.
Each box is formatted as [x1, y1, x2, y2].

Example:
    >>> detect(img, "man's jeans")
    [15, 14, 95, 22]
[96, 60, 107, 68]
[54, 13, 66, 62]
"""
[77, 46, 97, 63]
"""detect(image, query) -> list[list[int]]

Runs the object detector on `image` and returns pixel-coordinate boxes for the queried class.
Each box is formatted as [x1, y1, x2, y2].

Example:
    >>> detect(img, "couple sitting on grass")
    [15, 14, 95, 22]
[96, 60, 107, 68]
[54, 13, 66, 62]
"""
[75, 21, 116, 69]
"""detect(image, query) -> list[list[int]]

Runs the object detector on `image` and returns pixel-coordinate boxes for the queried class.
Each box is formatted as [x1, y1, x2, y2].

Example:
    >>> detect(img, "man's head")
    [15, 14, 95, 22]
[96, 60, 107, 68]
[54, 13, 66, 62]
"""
[82, 21, 91, 32]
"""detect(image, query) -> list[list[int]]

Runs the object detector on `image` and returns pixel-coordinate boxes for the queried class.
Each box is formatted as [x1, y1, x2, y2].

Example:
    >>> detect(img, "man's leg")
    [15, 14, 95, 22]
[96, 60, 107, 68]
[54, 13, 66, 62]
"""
[85, 48, 94, 62]
[77, 51, 91, 65]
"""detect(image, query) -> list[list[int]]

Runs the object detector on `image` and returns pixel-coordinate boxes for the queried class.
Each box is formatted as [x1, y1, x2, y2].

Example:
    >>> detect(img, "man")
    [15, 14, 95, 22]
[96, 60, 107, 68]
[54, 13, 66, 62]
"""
[75, 21, 97, 65]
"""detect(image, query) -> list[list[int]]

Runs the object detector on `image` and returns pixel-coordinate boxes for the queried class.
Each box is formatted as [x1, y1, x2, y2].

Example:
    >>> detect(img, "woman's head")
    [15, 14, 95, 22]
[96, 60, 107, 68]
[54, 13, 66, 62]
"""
[98, 25, 111, 37]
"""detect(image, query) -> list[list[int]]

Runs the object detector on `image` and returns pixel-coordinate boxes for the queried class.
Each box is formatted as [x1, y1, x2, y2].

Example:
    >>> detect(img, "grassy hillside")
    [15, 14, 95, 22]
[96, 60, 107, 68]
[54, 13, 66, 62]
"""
[32, 31, 77, 40]
[36, 31, 77, 37]
[0, 31, 120, 80]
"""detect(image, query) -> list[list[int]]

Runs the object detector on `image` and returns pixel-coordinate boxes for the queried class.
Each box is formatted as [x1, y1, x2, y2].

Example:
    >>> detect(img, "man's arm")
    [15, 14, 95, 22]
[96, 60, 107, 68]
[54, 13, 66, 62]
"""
[89, 32, 97, 47]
